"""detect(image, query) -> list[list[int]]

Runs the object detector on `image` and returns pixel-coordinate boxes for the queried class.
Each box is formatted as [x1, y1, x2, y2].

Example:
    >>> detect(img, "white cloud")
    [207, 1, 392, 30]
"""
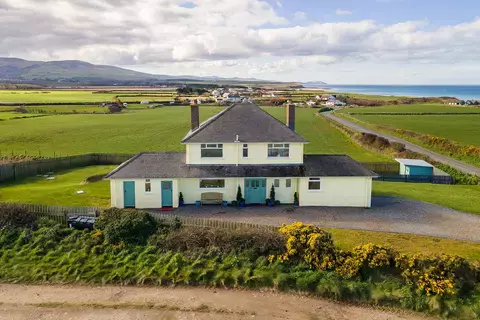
[335, 9, 352, 15]
[3, 0, 480, 83]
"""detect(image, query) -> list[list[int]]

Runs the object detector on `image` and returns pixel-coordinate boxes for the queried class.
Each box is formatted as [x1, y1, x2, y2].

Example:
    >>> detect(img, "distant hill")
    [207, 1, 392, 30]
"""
[0, 57, 286, 86]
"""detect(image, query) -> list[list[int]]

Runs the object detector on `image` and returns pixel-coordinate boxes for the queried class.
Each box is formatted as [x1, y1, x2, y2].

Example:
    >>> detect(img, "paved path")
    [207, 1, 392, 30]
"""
[0, 284, 435, 320]
[323, 112, 480, 176]
[167, 197, 480, 242]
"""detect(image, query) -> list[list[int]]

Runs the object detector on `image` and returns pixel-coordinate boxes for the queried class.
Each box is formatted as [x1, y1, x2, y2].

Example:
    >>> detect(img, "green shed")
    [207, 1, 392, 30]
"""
[395, 159, 434, 176]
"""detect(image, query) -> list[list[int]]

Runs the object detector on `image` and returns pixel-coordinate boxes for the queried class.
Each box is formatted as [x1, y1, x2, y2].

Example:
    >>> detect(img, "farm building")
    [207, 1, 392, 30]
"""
[395, 159, 434, 176]
[105, 103, 376, 209]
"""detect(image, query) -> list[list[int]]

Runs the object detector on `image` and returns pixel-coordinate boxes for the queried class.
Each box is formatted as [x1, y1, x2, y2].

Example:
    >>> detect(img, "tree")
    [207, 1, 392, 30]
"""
[236, 185, 243, 203]
[270, 184, 276, 203]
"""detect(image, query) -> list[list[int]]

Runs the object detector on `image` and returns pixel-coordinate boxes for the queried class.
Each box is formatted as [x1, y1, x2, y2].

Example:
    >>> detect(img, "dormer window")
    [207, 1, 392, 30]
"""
[201, 143, 223, 158]
[268, 143, 289, 157]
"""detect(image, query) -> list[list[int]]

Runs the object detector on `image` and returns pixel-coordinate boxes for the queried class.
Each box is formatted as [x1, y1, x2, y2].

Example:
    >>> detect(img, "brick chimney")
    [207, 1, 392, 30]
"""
[286, 104, 295, 131]
[191, 105, 199, 131]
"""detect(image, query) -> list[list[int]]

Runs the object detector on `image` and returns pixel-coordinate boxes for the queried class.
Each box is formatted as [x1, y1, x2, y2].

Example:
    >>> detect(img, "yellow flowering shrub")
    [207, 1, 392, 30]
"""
[275, 222, 338, 271]
[396, 254, 477, 297]
[336, 244, 398, 279]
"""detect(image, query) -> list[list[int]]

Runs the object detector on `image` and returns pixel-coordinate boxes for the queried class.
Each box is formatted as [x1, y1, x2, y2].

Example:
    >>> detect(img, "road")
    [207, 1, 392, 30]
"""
[323, 112, 480, 176]
[0, 284, 435, 320]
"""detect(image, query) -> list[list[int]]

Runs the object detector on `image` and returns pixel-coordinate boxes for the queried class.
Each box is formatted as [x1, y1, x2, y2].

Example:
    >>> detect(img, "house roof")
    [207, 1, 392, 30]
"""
[181, 102, 309, 143]
[104, 153, 377, 179]
[395, 158, 434, 168]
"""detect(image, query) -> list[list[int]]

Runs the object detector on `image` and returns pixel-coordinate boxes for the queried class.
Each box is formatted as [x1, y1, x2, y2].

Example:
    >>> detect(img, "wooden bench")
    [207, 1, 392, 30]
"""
[201, 192, 223, 205]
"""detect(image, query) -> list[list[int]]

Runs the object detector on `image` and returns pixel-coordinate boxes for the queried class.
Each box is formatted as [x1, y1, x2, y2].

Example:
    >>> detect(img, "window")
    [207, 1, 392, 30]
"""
[201, 143, 223, 158]
[200, 179, 225, 188]
[268, 143, 289, 157]
[145, 179, 151, 192]
[242, 144, 248, 158]
[308, 178, 321, 190]
[274, 179, 280, 188]
[286, 179, 292, 188]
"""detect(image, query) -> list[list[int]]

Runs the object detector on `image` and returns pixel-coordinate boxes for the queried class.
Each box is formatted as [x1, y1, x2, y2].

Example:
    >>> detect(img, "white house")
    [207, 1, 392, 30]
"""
[105, 103, 375, 209]
[306, 100, 317, 107]
[325, 99, 346, 107]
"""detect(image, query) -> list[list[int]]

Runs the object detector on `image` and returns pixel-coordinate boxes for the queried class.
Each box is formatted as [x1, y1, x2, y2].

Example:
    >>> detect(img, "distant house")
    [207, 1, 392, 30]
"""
[140, 101, 150, 105]
[306, 100, 316, 107]
[325, 99, 346, 107]
[395, 159, 434, 176]
[320, 94, 336, 101]
[123, 103, 128, 108]
[225, 95, 243, 103]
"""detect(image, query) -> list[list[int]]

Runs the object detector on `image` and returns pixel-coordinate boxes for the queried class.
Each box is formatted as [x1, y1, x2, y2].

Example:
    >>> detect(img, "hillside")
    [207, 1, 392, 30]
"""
[0, 58, 293, 86]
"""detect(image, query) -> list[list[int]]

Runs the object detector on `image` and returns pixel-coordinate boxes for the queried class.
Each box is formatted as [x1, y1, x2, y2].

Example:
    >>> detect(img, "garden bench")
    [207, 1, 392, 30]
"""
[200, 192, 223, 205]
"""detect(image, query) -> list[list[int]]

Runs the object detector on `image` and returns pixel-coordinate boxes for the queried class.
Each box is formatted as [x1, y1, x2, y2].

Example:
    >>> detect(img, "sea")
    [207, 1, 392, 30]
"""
[301, 84, 480, 100]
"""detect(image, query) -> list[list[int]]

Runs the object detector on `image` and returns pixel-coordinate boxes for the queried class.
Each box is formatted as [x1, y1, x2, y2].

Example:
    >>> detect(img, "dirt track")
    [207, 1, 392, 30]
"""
[0, 284, 436, 320]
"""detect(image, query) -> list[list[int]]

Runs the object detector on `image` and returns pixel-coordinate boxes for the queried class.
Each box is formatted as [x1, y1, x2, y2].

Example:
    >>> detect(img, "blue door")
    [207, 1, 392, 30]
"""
[161, 181, 173, 207]
[244, 179, 266, 204]
[123, 181, 136, 208]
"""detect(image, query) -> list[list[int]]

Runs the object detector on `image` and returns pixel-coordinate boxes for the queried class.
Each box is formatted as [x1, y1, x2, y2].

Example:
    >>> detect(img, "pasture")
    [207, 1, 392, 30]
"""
[0, 106, 387, 162]
[352, 114, 480, 147]
[338, 103, 480, 114]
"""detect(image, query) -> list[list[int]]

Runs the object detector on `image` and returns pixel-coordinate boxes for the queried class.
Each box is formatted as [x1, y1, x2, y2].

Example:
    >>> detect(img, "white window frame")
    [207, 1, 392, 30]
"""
[145, 179, 152, 193]
[199, 179, 226, 189]
[274, 179, 280, 188]
[201, 143, 223, 158]
[286, 179, 292, 188]
[268, 143, 290, 158]
[242, 144, 248, 158]
[308, 178, 321, 191]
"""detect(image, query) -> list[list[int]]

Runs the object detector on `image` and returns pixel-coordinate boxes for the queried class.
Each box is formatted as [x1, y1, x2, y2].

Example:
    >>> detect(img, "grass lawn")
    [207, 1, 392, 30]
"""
[352, 114, 480, 147]
[0, 106, 388, 162]
[0, 166, 116, 207]
[0, 90, 175, 103]
[372, 181, 480, 216]
[329, 229, 480, 261]
[337, 103, 480, 114]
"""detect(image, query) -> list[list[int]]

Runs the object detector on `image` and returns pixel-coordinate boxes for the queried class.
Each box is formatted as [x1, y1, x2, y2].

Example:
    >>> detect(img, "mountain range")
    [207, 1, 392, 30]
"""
[0, 58, 275, 86]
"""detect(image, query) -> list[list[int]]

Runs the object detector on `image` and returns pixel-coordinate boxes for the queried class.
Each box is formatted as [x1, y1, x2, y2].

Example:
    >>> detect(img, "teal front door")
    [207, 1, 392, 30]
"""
[244, 179, 266, 204]
[161, 181, 173, 207]
[123, 181, 136, 208]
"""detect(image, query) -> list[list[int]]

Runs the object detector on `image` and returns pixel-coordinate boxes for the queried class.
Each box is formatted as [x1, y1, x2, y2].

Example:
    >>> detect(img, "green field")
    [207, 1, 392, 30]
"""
[352, 114, 480, 147]
[0, 104, 150, 114]
[0, 90, 175, 103]
[338, 103, 480, 114]
[0, 107, 387, 161]
[373, 181, 480, 216]
[0, 112, 46, 120]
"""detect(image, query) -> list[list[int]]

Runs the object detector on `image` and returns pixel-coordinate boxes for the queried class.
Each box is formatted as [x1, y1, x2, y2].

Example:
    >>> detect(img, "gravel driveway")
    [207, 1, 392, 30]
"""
[323, 113, 480, 176]
[161, 197, 480, 242]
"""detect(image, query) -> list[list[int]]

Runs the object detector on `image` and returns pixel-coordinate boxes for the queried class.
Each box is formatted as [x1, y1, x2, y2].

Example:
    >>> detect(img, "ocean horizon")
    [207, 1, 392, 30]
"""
[302, 84, 480, 100]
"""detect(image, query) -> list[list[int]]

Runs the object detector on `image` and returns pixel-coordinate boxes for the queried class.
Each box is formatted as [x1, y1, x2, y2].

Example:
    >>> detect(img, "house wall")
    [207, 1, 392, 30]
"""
[298, 177, 372, 207]
[186, 143, 305, 165]
[110, 178, 179, 209]
[266, 178, 298, 203]
[179, 178, 241, 204]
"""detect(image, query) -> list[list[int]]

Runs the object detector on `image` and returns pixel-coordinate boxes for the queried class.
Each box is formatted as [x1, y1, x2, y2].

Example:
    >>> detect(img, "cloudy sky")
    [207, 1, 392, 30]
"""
[2, 0, 480, 84]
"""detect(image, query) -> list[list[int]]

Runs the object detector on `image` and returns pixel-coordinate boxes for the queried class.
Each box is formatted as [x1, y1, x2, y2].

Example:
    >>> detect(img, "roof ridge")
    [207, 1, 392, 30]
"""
[181, 104, 238, 143]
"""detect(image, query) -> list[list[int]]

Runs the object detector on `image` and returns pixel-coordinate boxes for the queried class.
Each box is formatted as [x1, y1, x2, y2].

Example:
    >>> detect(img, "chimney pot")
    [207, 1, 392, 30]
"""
[286, 104, 295, 131]
[191, 105, 199, 131]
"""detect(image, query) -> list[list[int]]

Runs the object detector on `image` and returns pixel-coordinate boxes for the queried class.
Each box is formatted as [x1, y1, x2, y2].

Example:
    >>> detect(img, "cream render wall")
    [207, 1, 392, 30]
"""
[185, 143, 304, 165]
[298, 177, 372, 207]
[111, 179, 179, 209]
[179, 178, 242, 204]
[266, 178, 298, 204]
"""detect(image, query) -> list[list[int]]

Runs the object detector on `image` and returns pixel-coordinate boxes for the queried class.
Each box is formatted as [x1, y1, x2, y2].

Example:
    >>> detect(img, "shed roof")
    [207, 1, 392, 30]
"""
[104, 153, 376, 179]
[181, 102, 308, 143]
[395, 158, 434, 168]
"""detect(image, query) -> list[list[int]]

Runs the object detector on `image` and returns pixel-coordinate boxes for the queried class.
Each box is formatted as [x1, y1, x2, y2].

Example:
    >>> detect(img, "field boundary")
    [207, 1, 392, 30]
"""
[345, 112, 480, 116]
[0, 153, 133, 182]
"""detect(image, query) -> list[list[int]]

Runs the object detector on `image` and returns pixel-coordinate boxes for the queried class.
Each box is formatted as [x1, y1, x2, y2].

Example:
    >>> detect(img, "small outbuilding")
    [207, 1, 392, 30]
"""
[395, 159, 434, 176]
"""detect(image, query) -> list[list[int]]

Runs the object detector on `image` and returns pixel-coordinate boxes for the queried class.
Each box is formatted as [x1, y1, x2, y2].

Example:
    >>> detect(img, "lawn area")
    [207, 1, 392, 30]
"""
[352, 114, 480, 147]
[0, 90, 175, 103]
[372, 181, 480, 216]
[329, 228, 480, 261]
[0, 106, 388, 162]
[0, 166, 116, 207]
[337, 103, 480, 114]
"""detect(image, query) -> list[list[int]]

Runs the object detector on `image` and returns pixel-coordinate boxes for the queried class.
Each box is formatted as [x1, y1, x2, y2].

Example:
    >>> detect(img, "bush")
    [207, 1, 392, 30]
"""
[151, 227, 285, 257]
[318, 107, 334, 113]
[358, 133, 377, 145]
[107, 103, 122, 113]
[372, 136, 391, 150]
[0, 203, 37, 230]
[390, 142, 406, 152]
[274, 222, 338, 271]
[97, 209, 157, 245]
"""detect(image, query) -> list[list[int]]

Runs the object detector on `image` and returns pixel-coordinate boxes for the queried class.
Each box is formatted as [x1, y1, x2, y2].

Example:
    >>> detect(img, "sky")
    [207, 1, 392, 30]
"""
[1, 0, 480, 84]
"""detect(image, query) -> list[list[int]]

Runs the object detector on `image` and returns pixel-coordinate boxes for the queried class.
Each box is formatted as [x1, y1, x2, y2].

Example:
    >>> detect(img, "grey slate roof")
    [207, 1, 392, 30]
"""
[182, 102, 308, 143]
[104, 152, 376, 179]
